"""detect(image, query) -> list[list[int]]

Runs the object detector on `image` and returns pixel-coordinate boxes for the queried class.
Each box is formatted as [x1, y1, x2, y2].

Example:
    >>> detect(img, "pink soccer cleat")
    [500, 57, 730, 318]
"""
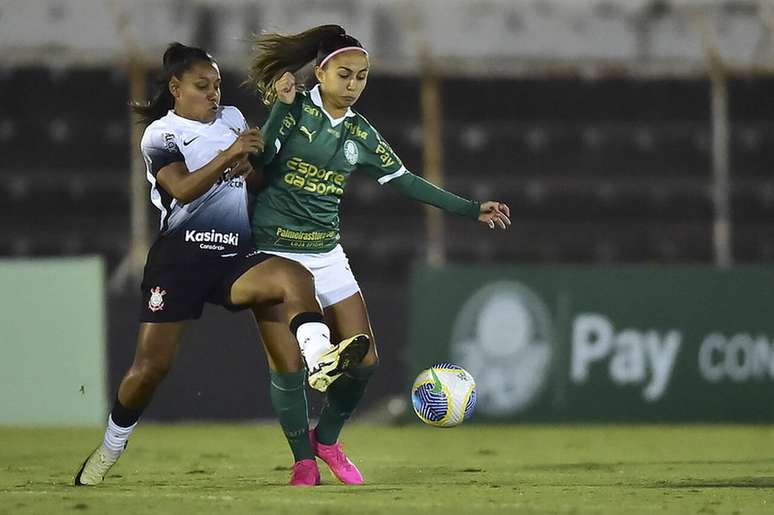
[289, 459, 320, 486]
[310, 429, 364, 485]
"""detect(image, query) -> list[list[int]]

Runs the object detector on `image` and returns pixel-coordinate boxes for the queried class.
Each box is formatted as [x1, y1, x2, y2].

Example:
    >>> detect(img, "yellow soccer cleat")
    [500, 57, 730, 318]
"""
[307, 334, 370, 392]
[73, 445, 122, 486]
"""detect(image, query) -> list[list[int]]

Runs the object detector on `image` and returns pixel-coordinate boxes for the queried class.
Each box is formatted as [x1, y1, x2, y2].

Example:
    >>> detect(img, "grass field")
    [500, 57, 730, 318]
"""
[2, 423, 774, 514]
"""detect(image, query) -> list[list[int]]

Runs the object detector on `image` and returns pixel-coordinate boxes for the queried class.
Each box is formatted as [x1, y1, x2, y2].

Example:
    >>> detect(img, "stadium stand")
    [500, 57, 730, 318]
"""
[1, 69, 772, 277]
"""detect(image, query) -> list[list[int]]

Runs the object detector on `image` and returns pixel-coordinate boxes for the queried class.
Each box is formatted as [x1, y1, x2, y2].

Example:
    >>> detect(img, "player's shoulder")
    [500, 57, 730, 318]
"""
[141, 113, 180, 149]
[296, 90, 323, 119]
[351, 109, 374, 128]
[348, 111, 383, 147]
[298, 89, 313, 104]
[219, 105, 247, 128]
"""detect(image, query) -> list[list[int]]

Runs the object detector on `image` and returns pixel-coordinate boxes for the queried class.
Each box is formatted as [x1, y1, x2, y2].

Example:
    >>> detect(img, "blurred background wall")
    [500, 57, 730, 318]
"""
[2, 0, 773, 422]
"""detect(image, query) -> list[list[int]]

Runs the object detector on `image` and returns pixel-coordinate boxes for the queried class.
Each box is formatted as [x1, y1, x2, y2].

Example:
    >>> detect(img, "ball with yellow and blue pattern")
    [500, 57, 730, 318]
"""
[411, 363, 477, 427]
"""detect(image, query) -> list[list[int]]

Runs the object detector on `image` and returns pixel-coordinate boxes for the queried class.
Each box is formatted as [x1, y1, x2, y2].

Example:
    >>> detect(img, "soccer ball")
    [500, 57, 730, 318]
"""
[411, 363, 477, 427]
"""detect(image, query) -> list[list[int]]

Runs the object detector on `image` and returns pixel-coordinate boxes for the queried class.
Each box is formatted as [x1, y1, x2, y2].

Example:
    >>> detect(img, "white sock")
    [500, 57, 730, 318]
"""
[296, 321, 332, 369]
[102, 415, 137, 458]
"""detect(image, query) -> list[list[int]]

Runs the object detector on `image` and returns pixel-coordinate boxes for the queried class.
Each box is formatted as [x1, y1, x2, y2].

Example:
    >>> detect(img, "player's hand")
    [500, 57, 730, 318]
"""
[275, 72, 297, 104]
[229, 156, 254, 178]
[227, 128, 264, 158]
[478, 201, 511, 230]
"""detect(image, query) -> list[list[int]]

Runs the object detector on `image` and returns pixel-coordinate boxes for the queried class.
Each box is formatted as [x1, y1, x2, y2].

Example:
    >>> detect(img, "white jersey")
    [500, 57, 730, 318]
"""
[140, 106, 252, 262]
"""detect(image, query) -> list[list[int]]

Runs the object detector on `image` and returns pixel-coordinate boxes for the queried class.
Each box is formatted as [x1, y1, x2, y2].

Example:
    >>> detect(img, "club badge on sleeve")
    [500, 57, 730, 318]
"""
[148, 286, 167, 312]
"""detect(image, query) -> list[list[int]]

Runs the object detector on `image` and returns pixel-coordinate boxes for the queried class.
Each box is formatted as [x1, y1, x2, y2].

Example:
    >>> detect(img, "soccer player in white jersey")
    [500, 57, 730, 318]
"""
[73, 43, 369, 487]
[244, 26, 511, 486]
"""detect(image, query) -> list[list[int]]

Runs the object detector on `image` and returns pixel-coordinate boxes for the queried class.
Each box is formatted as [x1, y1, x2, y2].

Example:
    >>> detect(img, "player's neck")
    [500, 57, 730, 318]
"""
[320, 96, 347, 119]
[173, 107, 215, 124]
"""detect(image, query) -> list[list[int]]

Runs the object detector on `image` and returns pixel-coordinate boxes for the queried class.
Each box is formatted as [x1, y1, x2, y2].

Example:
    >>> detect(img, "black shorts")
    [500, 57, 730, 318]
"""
[139, 249, 273, 323]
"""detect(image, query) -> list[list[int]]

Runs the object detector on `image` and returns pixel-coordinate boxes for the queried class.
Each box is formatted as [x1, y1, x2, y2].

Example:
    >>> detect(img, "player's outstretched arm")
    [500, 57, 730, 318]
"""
[386, 172, 510, 230]
[157, 129, 263, 203]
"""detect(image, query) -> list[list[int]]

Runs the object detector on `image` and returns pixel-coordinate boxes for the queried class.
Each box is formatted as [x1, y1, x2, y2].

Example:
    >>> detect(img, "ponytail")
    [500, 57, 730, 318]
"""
[247, 24, 365, 105]
[131, 42, 214, 124]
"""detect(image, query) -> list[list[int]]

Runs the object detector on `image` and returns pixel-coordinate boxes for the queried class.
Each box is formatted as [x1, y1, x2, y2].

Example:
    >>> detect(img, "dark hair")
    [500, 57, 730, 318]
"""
[246, 25, 365, 105]
[131, 42, 215, 124]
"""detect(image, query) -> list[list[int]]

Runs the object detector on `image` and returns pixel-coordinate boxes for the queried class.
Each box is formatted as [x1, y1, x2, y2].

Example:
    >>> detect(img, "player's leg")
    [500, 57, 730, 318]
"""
[75, 322, 186, 486]
[318, 292, 379, 443]
[252, 304, 319, 486]
[229, 255, 369, 391]
[117, 322, 186, 410]
[311, 291, 378, 485]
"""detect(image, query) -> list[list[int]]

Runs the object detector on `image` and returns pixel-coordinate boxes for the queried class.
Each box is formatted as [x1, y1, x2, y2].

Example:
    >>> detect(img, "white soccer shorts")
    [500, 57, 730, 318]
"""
[261, 244, 360, 308]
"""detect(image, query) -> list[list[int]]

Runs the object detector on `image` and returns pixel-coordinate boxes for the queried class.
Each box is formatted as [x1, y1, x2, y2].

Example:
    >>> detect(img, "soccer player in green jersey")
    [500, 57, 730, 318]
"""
[72, 42, 369, 487]
[246, 25, 511, 486]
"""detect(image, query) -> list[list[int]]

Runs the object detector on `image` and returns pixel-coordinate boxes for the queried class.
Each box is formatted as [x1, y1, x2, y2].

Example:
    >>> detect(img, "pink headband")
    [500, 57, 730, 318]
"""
[318, 46, 369, 68]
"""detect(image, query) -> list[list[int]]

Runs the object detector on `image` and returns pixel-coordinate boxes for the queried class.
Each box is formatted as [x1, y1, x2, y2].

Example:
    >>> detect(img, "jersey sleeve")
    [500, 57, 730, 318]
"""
[258, 95, 303, 165]
[357, 126, 407, 185]
[387, 172, 481, 219]
[357, 120, 479, 219]
[140, 127, 185, 177]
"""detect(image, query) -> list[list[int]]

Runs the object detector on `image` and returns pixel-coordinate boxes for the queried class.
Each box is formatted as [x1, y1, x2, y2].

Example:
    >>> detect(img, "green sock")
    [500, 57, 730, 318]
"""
[315, 363, 378, 445]
[269, 370, 313, 462]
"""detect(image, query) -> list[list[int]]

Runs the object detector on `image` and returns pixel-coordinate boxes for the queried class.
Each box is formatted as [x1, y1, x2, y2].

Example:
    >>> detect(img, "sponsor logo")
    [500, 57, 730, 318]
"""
[184, 230, 239, 247]
[299, 126, 317, 143]
[217, 167, 245, 188]
[343, 120, 369, 140]
[183, 136, 200, 146]
[275, 227, 336, 242]
[303, 104, 322, 118]
[162, 133, 179, 153]
[570, 314, 681, 402]
[374, 138, 397, 168]
[148, 286, 166, 312]
[343, 140, 359, 165]
[279, 112, 296, 137]
[275, 227, 337, 249]
[284, 156, 346, 196]
[698, 332, 774, 383]
[450, 281, 554, 417]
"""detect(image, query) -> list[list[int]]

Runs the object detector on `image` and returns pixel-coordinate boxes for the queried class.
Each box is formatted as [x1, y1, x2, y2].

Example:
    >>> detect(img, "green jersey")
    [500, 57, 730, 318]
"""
[252, 85, 479, 253]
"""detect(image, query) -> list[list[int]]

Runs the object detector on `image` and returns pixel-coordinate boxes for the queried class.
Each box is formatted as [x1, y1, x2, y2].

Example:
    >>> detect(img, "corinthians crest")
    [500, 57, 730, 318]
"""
[148, 286, 167, 312]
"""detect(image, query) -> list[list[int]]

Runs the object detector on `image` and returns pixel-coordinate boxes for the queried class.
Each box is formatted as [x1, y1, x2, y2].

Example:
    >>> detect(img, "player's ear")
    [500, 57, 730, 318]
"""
[168, 77, 181, 99]
[313, 65, 325, 84]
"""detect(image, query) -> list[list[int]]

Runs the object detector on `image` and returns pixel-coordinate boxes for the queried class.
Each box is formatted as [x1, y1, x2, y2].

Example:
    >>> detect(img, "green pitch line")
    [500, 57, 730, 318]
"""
[2, 424, 774, 514]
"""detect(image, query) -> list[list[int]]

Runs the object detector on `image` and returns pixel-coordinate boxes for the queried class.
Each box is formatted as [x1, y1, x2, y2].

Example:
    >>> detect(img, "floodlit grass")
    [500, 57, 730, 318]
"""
[2, 423, 774, 514]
